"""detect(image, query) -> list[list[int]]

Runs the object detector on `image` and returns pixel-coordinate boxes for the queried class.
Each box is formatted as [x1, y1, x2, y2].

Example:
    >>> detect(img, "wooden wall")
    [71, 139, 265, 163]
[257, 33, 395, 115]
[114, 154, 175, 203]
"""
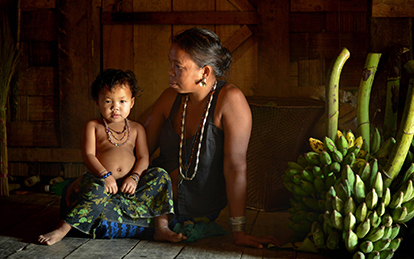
[5, 0, 414, 180]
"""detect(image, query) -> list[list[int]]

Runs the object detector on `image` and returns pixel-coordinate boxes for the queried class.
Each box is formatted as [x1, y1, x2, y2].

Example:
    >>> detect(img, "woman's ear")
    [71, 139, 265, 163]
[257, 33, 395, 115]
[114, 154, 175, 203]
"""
[202, 65, 213, 79]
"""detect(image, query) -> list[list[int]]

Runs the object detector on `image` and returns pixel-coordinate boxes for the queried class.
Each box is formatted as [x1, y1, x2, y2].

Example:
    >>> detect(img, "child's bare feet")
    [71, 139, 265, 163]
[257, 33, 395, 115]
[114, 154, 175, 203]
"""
[154, 226, 187, 243]
[38, 221, 72, 245]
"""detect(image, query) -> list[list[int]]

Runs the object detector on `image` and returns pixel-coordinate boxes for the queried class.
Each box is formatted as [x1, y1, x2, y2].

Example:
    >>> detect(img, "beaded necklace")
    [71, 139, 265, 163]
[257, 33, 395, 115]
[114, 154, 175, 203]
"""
[103, 118, 130, 146]
[179, 81, 217, 181]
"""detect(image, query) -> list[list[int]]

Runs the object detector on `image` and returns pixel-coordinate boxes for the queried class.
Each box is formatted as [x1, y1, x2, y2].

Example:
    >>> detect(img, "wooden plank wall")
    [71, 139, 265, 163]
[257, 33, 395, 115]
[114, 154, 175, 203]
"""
[5, 0, 414, 180]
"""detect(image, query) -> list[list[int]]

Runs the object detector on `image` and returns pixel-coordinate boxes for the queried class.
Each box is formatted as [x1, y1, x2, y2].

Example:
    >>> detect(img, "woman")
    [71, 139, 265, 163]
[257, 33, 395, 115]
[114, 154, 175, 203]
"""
[142, 27, 279, 248]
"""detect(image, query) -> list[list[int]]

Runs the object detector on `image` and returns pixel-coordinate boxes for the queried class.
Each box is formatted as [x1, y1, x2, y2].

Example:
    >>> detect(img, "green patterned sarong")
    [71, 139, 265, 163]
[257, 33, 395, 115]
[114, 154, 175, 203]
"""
[64, 167, 174, 237]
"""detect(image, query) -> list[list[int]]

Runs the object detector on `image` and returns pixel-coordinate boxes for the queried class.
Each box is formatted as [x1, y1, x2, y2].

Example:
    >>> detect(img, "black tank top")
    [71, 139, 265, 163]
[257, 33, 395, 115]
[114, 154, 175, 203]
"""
[151, 80, 227, 217]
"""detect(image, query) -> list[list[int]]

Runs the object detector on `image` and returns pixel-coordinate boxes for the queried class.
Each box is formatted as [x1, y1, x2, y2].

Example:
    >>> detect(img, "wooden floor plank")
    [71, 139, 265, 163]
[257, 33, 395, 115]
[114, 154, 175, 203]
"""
[7, 237, 88, 259]
[176, 236, 244, 259]
[66, 238, 139, 259]
[124, 240, 185, 258]
[0, 236, 30, 258]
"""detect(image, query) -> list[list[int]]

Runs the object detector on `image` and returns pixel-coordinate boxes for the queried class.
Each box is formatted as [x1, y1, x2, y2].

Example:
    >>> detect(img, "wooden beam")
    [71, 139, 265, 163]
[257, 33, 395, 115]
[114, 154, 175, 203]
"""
[372, 0, 414, 17]
[8, 148, 83, 162]
[227, 0, 256, 11]
[291, 0, 367, 12]
[223, 25, 253, 53]
[101, 11, 258, 25]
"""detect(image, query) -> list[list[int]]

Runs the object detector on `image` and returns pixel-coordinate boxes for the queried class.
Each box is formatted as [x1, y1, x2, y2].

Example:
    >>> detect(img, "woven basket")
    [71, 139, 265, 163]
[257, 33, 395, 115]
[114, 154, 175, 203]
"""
[246, 97, 325, 211]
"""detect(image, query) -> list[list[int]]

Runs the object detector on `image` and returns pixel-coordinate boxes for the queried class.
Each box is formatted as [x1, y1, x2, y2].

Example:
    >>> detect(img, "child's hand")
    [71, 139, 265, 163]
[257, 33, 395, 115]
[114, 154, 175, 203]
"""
[120, 177, 137, 195]
[104, 176, 118, 194]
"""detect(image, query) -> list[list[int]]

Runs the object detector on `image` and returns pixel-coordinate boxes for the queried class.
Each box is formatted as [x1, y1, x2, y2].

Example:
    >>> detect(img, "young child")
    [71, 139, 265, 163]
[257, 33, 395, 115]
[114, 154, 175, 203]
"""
[38, 69, 185, 245]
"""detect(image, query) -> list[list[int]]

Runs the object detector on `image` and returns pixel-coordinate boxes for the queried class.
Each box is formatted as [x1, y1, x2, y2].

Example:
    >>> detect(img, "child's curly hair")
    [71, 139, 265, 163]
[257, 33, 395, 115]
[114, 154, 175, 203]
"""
[91, 69, 141, 101]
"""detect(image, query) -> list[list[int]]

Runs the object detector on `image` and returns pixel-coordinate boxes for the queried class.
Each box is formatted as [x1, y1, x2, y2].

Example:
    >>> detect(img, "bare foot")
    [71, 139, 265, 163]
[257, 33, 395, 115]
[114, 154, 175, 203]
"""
[38, 221, 72, 245]
[154, 226, 187, 243]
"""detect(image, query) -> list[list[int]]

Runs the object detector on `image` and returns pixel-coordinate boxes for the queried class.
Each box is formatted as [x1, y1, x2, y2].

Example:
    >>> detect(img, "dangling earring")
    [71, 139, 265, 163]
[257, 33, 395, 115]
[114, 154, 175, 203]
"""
[200, 78, 207, 87]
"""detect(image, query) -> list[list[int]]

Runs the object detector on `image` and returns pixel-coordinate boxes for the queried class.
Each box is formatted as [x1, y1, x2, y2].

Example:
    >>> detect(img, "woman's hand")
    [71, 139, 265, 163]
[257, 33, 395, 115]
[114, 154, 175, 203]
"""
[104, 175, 118, 194]
[232, 231, 281, 249]
[120, 177, 137, 195]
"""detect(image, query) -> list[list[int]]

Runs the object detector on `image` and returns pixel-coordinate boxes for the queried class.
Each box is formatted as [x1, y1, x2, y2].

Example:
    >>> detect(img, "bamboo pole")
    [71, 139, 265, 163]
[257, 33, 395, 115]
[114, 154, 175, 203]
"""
[357, 53, 382, 154]
[384, 60, 414, 189]
[325, 48, 350, 140]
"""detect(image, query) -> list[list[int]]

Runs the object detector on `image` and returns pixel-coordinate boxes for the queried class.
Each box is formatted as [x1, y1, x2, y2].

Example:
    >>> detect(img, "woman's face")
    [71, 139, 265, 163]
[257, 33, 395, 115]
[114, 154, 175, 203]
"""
[168, 43, 203, 93]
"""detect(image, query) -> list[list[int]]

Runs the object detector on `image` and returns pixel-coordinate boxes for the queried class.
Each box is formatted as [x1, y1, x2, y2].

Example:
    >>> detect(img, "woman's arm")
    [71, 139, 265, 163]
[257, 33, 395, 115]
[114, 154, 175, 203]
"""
[221, 85, 280, 248]
[143, 88, 176, 156]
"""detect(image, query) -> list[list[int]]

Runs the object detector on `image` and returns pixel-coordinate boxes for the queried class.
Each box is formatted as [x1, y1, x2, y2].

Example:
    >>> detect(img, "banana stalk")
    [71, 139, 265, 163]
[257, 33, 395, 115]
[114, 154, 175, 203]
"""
[384, 47, 405, 140]
[357, 53, 381, 154]
[384, 60, 414, 189]
[326, 48, 350, 140]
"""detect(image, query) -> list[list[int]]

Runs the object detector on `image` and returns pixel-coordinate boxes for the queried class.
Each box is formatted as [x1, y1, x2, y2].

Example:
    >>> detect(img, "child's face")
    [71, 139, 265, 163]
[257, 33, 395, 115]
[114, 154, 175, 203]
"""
[97, 84, 135, 123]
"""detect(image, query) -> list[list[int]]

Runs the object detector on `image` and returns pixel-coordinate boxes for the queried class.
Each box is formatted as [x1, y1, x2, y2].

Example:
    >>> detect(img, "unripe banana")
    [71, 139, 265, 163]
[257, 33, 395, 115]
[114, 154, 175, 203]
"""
[332, 149, 344, 163]
[374, 137, 396, 159]
[402, 163, 414, 183]
[290, 210, 308, 223]
[288, 161, 304, 171]
[323, 217, 335, 235]
[301, 169, 314, 182]
[353, 251, 365, 259]
[307, 212, 319, 222]
[331, 209, 344, 230]
[379, 249, 394, 259]
[364, 225, 385, 242]
[314, 176, 325, 194]
[342, 165, 356, 189]
[356, 218, 371, 239]
[354, 174, 367, 203]
[359, 240, 374, 253]
[312, 166, 323, 178]
[284, 182, 308, 196]
[302, 196, 320, 211]
[370, 127, 381, 154]
[389, 224, 400, 239]
[324, 136, 337, 153]
[337, 135, 349, 157]
[366, 188, 379, 210]
[383, 188, 391, 207]
[398, 179, 414, 203]
[401, 197, 414, 222]
[342, 152, 356, 168]
[324, 211, 334, 228]
[335, 181, 349, 202]
[325, 174, 337, 190]
[325, 196, 334, 213]
[359, 162, 371, 185]
[346, 130, 356, 148]
[383, 225, 392, 239]
[326, 230, 340, 250]
[344, 212, 357, 231]
[355, 202, 368, 223]
[330, 161, 341, 174]
[311, 221, 322, 235]
[372, 172, 383, 198]
[332, 196, 344, 214]
[320, 151, 332, 166]
[376, 202, 385, 217]
[300, 180, 316, 195]
[389, 191, 404, 209]
[381, 212, 393, 227]
[312, 228, 326, 249]
[344, 196, 357, 215]
[366, 251, 380, 259]
[297, 155, 309, 168]
[389, 237, 402, 250]
[304, 151, 321, 166]
[368, 210, 380, 228]
[393, 206, 408, 222]
[373, 237, 391, 252]
[309, 137, 326, 153]
[344, 229, 359, 253]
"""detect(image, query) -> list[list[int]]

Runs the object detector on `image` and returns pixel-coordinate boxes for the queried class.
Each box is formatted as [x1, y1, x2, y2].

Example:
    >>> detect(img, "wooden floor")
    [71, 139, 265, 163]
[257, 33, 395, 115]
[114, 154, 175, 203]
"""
[0, 192, 412, 259]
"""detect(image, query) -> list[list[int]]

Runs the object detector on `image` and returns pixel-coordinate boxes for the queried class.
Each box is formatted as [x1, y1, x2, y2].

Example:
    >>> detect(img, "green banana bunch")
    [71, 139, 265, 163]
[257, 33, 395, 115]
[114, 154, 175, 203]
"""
[284, 126, 414, 258]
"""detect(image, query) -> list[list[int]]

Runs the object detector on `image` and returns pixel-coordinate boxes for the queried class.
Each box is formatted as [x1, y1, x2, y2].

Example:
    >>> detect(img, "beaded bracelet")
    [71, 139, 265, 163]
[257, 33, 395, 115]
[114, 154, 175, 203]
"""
[99, 169, 108, 177]
[102, 171, 113, 179]
[229, 216, 246, 233]
[129, 174, 139, 183]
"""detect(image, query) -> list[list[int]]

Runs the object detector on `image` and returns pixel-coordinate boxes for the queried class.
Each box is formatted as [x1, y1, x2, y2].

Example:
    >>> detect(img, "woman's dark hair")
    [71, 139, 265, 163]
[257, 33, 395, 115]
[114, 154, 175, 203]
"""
[171, 27, 232, 78]
[91, 69, 141, 101]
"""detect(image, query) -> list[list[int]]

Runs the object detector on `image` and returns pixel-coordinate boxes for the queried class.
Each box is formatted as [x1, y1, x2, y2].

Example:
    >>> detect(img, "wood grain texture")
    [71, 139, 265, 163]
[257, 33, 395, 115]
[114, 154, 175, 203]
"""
[372, 0, 414, 17]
